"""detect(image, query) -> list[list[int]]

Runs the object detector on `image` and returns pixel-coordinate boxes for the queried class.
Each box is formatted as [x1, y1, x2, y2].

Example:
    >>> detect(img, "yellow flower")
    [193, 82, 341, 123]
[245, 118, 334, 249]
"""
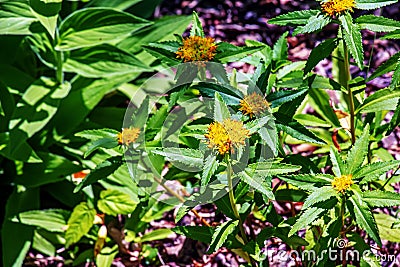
[205, 118, 250, 155]
[176, 36, 217, 62]
[117, 127, 140, 146]
[321, 0, 356, 17]
[239, 92, 269, 118]
[331, 174, 354, 193]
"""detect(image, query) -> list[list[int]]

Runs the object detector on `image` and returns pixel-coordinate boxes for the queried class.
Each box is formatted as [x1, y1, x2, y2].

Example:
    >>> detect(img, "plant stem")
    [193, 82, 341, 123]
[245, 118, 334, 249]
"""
[340, 195, 347, 267]
[55, 30, 64, 84]
[343, 41, 355, 145]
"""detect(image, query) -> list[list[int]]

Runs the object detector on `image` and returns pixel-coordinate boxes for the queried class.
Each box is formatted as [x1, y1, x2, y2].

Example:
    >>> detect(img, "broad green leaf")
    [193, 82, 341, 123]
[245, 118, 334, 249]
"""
[32, 231, 55, 257]
[65, 202, 96, 247]
[64, 44, 152, 78]
[268, 10, 320, 26]
[367, 51, 400, 81]
[214, 42, 264, 63]
[96, 245, 118, 267]
[74, 157, 122, 193]
[57, 8, 151, 51]
[339, 13, 364, 69]
[140, 229, 173, 242]
[214, 92, 231, 122]
[308, 87, 341, 127]
[190, 11, 204, 37]
[330, 147, 345, 177]
[348, 192, 381, 246]
[152, 148, 204, 169]
[247, 161, 301, 176]
[29, 0, 62, 38]
[345, 125, 369, 174]
[86, 0, 142, 10]
[356, 0, 398, 10]
[201, 154, 218, 188]
[272, 32, 288, 61]
[12, 209, 69, 232]
[305, 38, 338, 74]
[294, 14, 330, 35]
[275, 113, 325, 144]
[97, 189, 138, 216]
[356, 88, 400, 114]
[208, 220, 238, 253]
[173, 226, 214, 243]
[356, 15, 400, 32]
[374, 213, 400, 242]
[76, 128, 120, 157]
[355, 160, 400, 183]
[362, 191, 400, 207]
[0, 1, 37, 35]
[302, 186, 337, 209]
[289, 207, 325, 236]
[238, 168, 274, 200]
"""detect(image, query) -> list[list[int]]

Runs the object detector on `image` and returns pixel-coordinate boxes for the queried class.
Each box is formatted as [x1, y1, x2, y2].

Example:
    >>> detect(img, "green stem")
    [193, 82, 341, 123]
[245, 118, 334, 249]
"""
[340, 195, 347, 267]
[54, 29, 64, 84]
[343, 40, 355, 145]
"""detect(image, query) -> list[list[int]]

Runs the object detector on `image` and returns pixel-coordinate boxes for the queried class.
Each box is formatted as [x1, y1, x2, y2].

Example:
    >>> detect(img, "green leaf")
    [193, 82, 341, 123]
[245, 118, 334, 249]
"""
[29, 0, 62, 39]
[356, 15, 400, 32]
[96, 246, 118, 267]
[289, 207, 325, 236]
[214, 42, 264, 63]
[302, 186, 337, 209]
[362, 191, 400, 207]
[237, 168, 275, 200]
[208, 220, 238, 253]
[345, 124, 369, 174]
[0, 1, 37, 35]
[387, 99, 400, 134]
[294, 14, 330, 35]
[32, 231, 55, 257]
[383, 29, 400, 39]
[76, 128, 120, 141]
[98, 189, 138, 216]
[308, 87, 341, 127]
[266, 89, 307, 108]
[214, 92, 231, 122]
[348, 192, 381, 246]
[190, 11, 204, 37]
[74, 157, 122, 193]
[272, 32, 288, 61]
[268, 10, 320, 26]
[152, 148, 204, 169]
[305, 38, 338, 74]
[374, 213, 400, 242]
[339, 13, 364, 69]
[173, 226, 214, 243]
[140, 229, 173, 242]
[356, 88, 400, 114]
[330, 147, 345, 177]
[280, 174, 333, 191]
[143, 41, 181, 65]
[65, 202, 96, 247]
[275, 113, 325, 144]
[83, 138, 119, 158]
[64, 44, 151, 78]
[247, 161, 302, 176]
[12, 209, 69, 232]
[57, 8, 151, 51]
[195, 82, 243, 105]
[367, 51, 400, 81]
[356, 0, 398, 10]
[201, 154, 218, 188]
[354, 160, 400, 183]
[391, 58, 400, 89]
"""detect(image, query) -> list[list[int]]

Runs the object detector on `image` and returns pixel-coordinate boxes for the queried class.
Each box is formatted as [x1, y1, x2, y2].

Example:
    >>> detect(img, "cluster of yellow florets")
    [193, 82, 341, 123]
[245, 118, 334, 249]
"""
[117, 127, 140, 146]
[205, 118, 250, 155]
[331, 174, 354, 193]
[321, 0, 356, 17]
[239, 92, 269, 118]
[176, 36, 217, 62]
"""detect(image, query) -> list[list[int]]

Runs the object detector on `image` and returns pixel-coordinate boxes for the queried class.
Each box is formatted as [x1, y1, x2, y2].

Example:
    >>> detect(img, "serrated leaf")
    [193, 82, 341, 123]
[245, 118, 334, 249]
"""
[214, 91, 231, 122]
[305, 38, 338, 74]
[362, 191, 400, 207]
[267, 89, 307, 108]
[272, 32, 288, 61]
[237, 168, 274, 200]
[97, 189, 138, 216]
[348, 192, 381, 246]
[195, 82, 243, 105]
[387, 99, 400, 134]
[289, 207, 325, 236]
[356, 0, 397, 10]
[208, 220, 238, 253]
[66, 202, 96, 247]
[74, 157, 122, 193]
[268, 10, 320, 26]
[345, 125, 369, 174]
[12, 209, 69, 232]
[190, 11, 204, 37]
[76, 128, 120, 140]
[247, 161, 302, 176]
[173, 226, 214, 243]
[330, 147, 345, 177]
[308, 87, 341, 127]
[201, 154, 218, 188]
[174, 204, 191, 223]
[339, 13, 364, 69]
[355, 160, 400, 183]
[383, 29, 400, 39]
[140, 229, 173, 242]
[152, 148, 204, 169]
[302, 186, 337, 209]
[390, 59, 400, 89]
[280, 174, 333, 191]
[374, 213, 400, 242]
[356, 15, 400, 32]
[367, 51, 400, 81]
[356, 88, 400, 114]
[214, 42, 264, 63]
[294, 14, 330, 34]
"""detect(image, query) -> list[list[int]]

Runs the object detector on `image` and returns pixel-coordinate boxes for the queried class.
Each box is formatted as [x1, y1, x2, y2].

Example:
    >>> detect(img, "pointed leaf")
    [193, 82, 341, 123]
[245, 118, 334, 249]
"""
[354, 160, 400, 183]
[330, 147, 345, 177]
[65, 202, 96, 247]
[173, 226, 214, 243]
[208, 220, 238, 253]
[268, 10, 320, 26]
[238, 169, 274, 200]
[289, 207, 325, 236]
[201, 154, 218, 188]
[339, 13, 364, 69]
[272, 32, 288, 61]
[356, 15, 400, 32]
[362, 191, 400, 207]
[12, 209, 69, 232]
[356, 88, 400, 114]
[97, 189, 138, 216]
[302, 186, 337, 209]
[294, 14, 330, 34]
[152, 148, 204, 169]
[356, 0, 397, 10]
[345, 125, 369, 174]
[190, 11, 204, 37]
[305, 38, 338, 74]
[214, 92, 230, 122]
